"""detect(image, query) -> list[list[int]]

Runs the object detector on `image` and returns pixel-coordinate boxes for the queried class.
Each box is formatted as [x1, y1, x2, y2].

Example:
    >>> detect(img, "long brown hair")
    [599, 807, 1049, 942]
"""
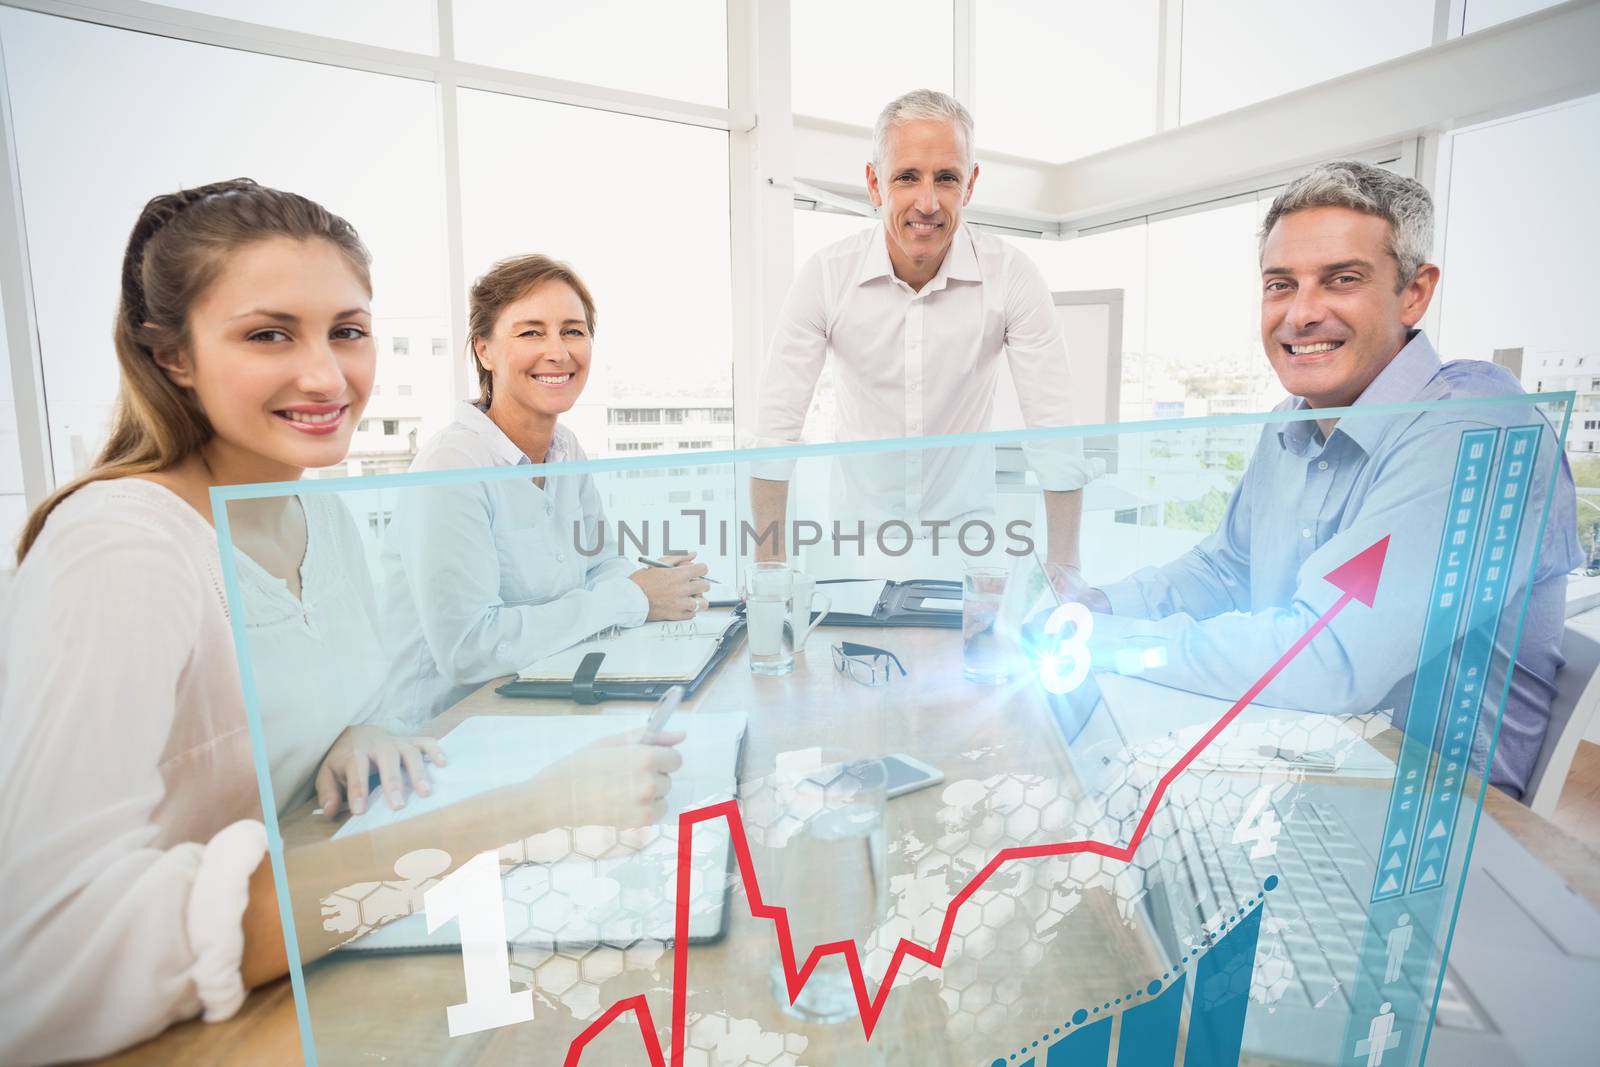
[467, 253, 597, 406]
[15, 178, 371, 562]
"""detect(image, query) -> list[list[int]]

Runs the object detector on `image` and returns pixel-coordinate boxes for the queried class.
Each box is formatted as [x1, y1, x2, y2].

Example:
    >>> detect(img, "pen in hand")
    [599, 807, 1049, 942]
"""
[636, 555, 722, 584]
[643, 685, 685, 743]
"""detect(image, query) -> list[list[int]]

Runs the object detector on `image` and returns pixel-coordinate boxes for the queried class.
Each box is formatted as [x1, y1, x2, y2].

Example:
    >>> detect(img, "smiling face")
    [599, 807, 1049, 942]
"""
[476, 279, 592, 424]
[1260, 205, 1439, 411]
[160, 236, 374, 481]
[866, 118, 979, 288]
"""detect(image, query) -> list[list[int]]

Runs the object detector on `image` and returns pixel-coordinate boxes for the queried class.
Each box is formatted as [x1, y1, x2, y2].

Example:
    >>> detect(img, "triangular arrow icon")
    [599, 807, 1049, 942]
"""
[1388, 829, 1407, 848]
[1380, 874, 1400, 893]
[1418, 866, 1438, 883]
[1323, 536, 1390, 607]
[1422, 845, 1443, 863]
[1428, 821, 1447, 839]
[1385, 853, 1403, 870]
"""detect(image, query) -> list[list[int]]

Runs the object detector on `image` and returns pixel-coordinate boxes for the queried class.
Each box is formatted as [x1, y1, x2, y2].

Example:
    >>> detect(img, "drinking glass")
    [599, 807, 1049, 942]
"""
[767, 751, 887, 1023]
[745, 562, 795, 675]
[962, 565, 1010, 683]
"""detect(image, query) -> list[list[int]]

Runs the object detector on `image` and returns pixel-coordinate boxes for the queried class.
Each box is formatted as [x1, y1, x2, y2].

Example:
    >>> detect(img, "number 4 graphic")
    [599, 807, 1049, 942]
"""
[1232, 785, 1285, 859]
[424, 850, 534, 1037]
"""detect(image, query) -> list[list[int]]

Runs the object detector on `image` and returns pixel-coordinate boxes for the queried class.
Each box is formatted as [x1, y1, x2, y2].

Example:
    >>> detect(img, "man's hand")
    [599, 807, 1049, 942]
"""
[1044, 562, 1110, 612]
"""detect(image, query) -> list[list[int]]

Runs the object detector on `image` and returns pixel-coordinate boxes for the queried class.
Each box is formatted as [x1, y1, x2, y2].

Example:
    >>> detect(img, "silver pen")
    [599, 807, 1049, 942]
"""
[643, 685, 685, 742]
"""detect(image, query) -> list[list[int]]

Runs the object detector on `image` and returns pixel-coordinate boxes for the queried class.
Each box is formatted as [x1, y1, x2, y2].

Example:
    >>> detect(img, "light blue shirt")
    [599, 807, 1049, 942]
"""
[380, 402, 647, 723]
[1097, 332, 1580, 798]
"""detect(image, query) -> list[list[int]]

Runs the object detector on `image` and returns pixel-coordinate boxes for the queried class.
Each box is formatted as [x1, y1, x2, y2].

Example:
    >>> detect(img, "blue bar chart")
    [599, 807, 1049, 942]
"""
[992, 879, 1272, 1067]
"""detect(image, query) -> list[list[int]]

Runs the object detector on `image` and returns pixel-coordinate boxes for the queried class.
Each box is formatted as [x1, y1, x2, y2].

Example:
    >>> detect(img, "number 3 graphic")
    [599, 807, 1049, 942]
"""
[1038, 601, 1093, 695]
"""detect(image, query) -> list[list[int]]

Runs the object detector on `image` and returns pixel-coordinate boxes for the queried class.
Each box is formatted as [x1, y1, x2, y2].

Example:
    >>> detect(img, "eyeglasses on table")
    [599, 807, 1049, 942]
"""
[831, 641, 908, 686]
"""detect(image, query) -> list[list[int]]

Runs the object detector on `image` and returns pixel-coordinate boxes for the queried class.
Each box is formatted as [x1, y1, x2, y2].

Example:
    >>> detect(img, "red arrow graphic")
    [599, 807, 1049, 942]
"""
[562, 537, 1390, 1067]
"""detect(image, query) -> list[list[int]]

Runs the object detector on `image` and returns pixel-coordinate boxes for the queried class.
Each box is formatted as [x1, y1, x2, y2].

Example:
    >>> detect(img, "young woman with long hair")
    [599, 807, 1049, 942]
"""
[0, 182, 681, 1064]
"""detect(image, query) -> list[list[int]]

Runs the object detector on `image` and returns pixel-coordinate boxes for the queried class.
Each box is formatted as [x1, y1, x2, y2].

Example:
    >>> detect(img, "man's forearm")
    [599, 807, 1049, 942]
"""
[1043, 488, 1084, 569]
[748, 477, 790, 562]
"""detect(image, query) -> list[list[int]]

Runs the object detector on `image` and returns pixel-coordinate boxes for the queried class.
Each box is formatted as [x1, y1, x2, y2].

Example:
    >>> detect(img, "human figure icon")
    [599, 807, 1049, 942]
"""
[1385, 914, 1413, 983]
[1353, 1002, 1400, 1067]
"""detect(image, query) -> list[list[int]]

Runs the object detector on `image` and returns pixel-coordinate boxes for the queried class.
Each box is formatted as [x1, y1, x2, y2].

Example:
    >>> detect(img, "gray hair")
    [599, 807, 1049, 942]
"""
[872, 89, 974, 171]
[1259, 160, 1434, 290]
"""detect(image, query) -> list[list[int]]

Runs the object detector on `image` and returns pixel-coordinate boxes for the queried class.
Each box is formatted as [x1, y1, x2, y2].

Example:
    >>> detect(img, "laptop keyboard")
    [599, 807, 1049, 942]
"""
[1179, 800, 1486, 1031]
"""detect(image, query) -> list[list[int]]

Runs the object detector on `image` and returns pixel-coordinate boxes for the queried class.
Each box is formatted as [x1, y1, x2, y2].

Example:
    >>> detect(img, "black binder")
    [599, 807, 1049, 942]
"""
[494, 620, 747, 703]
[810, 578, 963, 629]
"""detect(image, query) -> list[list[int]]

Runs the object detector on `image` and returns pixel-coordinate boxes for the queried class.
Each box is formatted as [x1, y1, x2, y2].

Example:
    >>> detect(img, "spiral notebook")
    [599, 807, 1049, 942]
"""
[335, 711, 747, 952]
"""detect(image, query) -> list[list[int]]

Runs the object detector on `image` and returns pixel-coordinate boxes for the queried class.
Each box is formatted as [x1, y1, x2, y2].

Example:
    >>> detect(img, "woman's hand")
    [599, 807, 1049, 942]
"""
[314, 724, 447, 818]
[629, 551, 711, 621]
[527, 728, 686, 829]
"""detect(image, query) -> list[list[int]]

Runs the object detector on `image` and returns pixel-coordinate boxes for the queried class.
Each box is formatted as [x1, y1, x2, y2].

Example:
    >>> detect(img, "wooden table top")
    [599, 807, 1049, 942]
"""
[85, 626, 1600, 1067]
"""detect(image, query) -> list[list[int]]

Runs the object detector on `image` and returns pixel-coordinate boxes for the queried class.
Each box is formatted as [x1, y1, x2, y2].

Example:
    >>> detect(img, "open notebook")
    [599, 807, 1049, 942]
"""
[516, 611, 743, 683]
[335, 711, 747, 952]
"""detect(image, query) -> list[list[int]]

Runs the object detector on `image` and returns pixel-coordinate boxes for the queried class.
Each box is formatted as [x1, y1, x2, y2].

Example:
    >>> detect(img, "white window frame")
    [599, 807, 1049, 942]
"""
[5, 0, 1600, 513]
[0, 0, 784, 508]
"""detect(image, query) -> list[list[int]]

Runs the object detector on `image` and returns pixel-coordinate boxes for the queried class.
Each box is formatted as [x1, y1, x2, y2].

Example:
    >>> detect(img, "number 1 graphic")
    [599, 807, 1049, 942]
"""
[424, 849, 533, 1037]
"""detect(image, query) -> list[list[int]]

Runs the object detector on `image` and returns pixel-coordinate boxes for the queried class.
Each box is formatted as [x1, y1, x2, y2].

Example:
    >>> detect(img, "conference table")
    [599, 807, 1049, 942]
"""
[84, 624, 1600, 1067]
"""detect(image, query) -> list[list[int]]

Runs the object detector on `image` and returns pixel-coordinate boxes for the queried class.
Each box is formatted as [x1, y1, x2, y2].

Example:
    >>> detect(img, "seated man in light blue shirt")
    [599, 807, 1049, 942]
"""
[1081, 161, 1580, 799]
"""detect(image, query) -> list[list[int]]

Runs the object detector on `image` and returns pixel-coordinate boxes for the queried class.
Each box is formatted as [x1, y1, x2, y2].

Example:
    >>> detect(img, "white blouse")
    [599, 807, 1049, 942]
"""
[378, 402, 646, 724]
[0, 478, 383, 1065]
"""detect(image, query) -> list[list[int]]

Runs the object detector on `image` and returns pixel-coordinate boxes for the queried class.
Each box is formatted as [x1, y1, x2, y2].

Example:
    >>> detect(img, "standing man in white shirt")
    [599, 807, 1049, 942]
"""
[751, 89, 1093, 576]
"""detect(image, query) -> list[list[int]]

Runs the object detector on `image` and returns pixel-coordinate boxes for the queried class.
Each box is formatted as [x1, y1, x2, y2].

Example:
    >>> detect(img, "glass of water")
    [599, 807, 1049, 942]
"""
[962, 565, 1010, 683]
[768, 752, 887, 1024]
[744, 561, 795, 675]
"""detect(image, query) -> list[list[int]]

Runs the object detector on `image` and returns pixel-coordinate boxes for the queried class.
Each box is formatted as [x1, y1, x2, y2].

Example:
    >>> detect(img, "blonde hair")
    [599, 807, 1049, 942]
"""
[16, 178, 370, 562]
[467, 253, 597, 406]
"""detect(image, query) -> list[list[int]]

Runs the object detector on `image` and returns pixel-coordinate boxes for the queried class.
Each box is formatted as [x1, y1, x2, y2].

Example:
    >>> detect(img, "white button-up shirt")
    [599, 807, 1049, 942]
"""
[379, 402, 647, 723]
[753, 222, 1093, 526]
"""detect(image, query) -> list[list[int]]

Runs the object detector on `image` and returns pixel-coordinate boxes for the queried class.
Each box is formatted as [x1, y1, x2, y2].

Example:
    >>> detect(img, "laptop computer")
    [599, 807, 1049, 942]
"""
[1039, 645, 1600, 1064]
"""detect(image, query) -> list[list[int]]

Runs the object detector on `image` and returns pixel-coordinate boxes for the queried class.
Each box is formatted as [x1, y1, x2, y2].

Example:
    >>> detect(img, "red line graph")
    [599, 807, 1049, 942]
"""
[561, 537, 1391, 1067]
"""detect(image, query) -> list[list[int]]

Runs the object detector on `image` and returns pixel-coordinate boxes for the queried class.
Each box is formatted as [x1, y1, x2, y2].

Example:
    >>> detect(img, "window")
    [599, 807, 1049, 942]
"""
[664, 409, 687, 424]
[1179, 0, 1435, 123]
[610, 408, 663, 425]
[159, 1, 435, 54]
[382, 419, 399, 435]
[710, 408, 734, 423]
[1437, 95, 1599, 391]
[358, 419, 370, 432]
[1000, 186, 1286, 424]
[432, 337, 448, 358]
[678, 440, 714, 449]
[398, 384, 413, 396]
[457, 91, 731, 459]
[392, 337, 409, 356]
[1463, 0, 1563, 34]
[615, 441, 663, 452]
[0, 8, 453, 482]
[453, 0, 727, 107]
[975, 0, 1160, 161]
[791, 0, 953, 128]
